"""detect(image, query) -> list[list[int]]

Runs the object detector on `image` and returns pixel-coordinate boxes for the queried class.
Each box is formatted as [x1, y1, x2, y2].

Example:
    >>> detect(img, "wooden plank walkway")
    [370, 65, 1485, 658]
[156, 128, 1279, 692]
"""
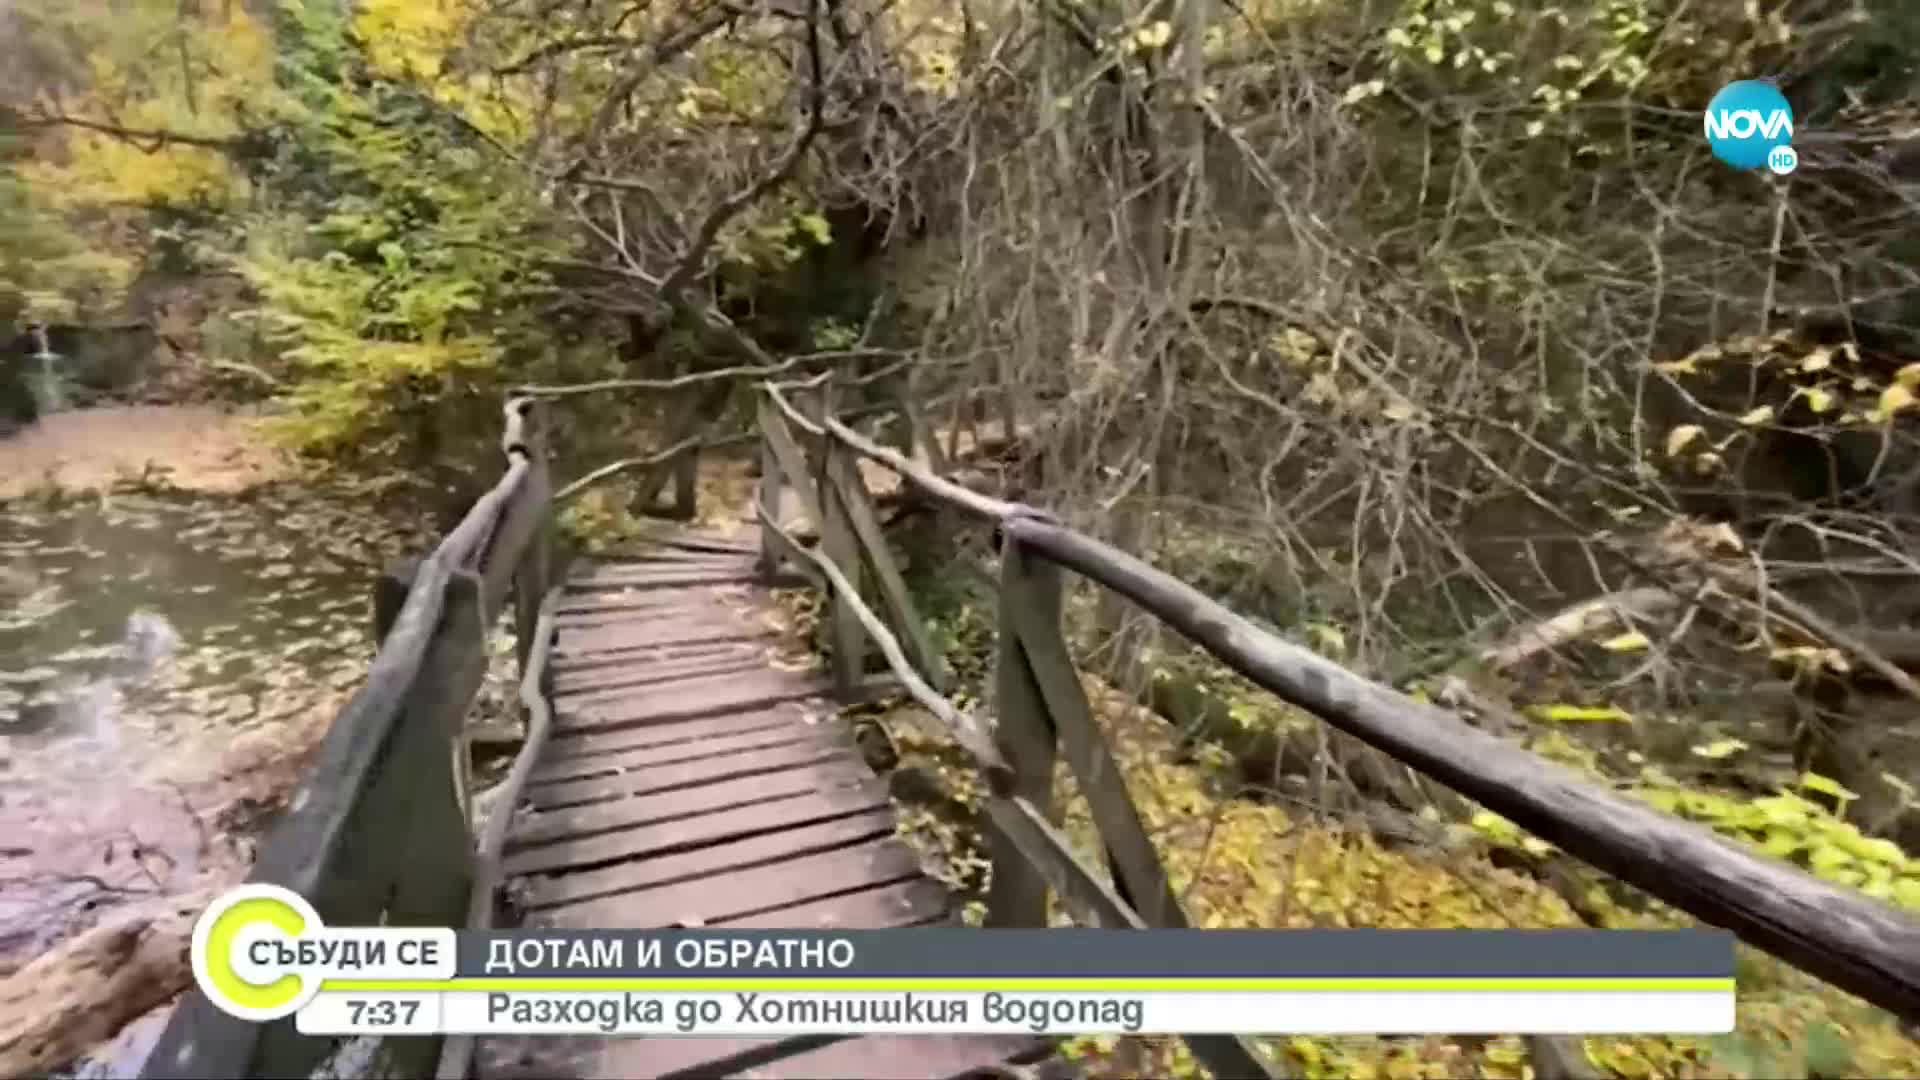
[476, 526, 1048, 1080]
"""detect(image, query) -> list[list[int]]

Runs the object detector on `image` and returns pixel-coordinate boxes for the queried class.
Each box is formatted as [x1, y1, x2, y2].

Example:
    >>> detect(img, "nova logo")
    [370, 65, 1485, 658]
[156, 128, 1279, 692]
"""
[1704, 80, 1797, 175]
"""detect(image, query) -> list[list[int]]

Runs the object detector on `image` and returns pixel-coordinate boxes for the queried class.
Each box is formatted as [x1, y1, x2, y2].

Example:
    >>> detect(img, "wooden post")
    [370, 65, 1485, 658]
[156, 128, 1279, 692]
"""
[998, 535, 1189, 931]
[986, 540, 1059, 928]
[374, 557, 421, 646]
[823, 441, 947, 691]
[372, 570, 483, 1080]
[755, 395, 788, 578]
[505, 397, 551, 706]
[671, 445, 698, 521]
[806, 383, 868, 700]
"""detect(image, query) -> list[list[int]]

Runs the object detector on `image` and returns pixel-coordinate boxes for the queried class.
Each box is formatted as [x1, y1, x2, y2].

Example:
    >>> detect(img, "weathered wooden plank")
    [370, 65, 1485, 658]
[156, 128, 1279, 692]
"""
[620, 528, 763, 557]
[555, 621, 777, 658]
[581, 547, 761, 566]
[550, 651, 776, 699]
[505, 759, 876, 851]
[537, 700, 833, 763]
[505, 780, 892, 877]
[554, 669, 837, 735]
[551, 633, 778, 674]
[474, 1032, 603, 1080]
[1005, 514, 1920, 1024]
[565, 567, 763, 589]
[528, 834, 923, 928]
[608, 1033, 1049, 1080]
[712, 1035, 1050, 1080]
[999, 540, 1187, 932]
[718, 876, 952, 930]
[525, 723, 852, 791]
[553, 612, 748, 641]
[554, 590, 694, 613]
[604, 1036, 846, 1080]
[521, 808, 900, 911]
[986, 543, 1058, 930]
[525, 738, 863, 811]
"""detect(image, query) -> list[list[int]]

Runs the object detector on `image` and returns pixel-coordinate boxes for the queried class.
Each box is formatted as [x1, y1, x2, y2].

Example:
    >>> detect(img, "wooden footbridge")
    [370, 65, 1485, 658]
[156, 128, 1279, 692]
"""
[140, 379, 1920, 1080]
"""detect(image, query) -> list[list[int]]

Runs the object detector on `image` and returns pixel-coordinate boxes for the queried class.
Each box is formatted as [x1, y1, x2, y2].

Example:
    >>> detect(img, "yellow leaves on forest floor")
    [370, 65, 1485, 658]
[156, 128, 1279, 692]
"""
[1057, 678, 1583, 936]
[0, 405, 294, 499]
[878, 672, 1920, 1080]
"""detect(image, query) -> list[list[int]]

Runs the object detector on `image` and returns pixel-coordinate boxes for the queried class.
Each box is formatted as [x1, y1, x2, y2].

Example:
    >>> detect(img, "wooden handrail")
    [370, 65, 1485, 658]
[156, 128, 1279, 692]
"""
[751, 486, 1286, 1080]
[1004, 513, 1920, 1022]
[755, 381, 1920, 1027]
[140, 399, 556, 1080]
[435, 588, 561, 1080]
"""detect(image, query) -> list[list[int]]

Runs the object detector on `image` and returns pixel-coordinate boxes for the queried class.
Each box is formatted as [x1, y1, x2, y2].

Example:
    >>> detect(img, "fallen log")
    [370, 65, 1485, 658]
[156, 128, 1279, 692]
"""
[0, 887, 212, 1078]
[1479, 587, 1683, 672]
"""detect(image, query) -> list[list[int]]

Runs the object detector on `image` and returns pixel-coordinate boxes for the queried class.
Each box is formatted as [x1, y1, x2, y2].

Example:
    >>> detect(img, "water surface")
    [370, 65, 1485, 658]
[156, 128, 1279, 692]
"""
[0, 485, 418, 967]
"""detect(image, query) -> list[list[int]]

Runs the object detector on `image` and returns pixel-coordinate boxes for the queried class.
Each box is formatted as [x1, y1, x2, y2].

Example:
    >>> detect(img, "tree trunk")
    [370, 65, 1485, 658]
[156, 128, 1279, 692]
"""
[0, 887, 213, 1078]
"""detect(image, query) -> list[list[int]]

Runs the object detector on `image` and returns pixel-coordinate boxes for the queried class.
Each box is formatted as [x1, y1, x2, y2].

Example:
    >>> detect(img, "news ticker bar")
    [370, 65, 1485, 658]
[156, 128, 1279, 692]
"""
[194, 885, 1738, 1035]
[292, 926, 1739, 979]
[295, 987, 1736, 1037]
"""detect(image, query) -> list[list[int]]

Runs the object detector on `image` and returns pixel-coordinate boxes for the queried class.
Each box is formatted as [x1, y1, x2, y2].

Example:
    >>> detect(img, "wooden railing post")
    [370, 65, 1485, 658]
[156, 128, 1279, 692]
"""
[822, 441, 947, 692]
[505, 397, 551, 710]
[807, 382, 868, 700]
[994, 537, 1285, 1080]
[671, 444, 698, 521]
[986, 540, 1059, 928]
[755, 395, 789, 577]
[997, 539, 1189, 932]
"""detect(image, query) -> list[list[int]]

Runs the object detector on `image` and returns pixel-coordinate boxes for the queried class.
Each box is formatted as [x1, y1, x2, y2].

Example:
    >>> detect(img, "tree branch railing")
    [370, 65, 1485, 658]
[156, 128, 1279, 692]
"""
[139, 398, 557, 1080]
[750, 380, 1920, 1061]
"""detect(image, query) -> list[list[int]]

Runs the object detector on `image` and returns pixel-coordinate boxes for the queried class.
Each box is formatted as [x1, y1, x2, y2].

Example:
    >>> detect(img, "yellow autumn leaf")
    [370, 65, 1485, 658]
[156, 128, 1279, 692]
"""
[1652, 358, 1698, 376]
[1803, 386, 1834, 413]
[1600, 630, 1651, 653]
[1897, 362, 1920, 388]
[1665, 424, 1703, 456]
[1306, 623, 1347, 657]
[1770, 644, 1850, 673]
[1134, 20, 1173, 49]
[1691, 738, 1748, 760]
[1877, 382, 1915, 419]
[1527, 703, 1633, 724]
[1799, 348, 1833, 372]
[1738, 405, 1774, 426]
[1341, 80, 1386, 106]
[1800, 771, 1859, 801]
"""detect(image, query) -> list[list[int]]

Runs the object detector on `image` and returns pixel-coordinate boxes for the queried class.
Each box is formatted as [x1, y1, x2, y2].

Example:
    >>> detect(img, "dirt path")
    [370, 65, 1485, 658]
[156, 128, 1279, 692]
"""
[0, 405, 292, 499]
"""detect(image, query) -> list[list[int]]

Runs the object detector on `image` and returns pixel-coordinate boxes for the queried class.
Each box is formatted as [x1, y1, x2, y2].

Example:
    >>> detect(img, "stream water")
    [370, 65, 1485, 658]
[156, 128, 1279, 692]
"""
[0, 485, 423, 973]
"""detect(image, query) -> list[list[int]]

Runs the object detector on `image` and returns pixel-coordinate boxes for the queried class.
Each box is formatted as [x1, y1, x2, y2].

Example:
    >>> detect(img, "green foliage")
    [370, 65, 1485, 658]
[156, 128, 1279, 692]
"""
[1640, 777, 1920, 910]
[0, 145, 134, 325]
[1373, 0, 1797, 130]
[228, 0, 577, 459]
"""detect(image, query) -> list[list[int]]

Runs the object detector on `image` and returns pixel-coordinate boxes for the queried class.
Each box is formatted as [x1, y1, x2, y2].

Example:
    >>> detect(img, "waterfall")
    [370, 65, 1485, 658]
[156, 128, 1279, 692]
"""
[29, 322, 66, 414]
